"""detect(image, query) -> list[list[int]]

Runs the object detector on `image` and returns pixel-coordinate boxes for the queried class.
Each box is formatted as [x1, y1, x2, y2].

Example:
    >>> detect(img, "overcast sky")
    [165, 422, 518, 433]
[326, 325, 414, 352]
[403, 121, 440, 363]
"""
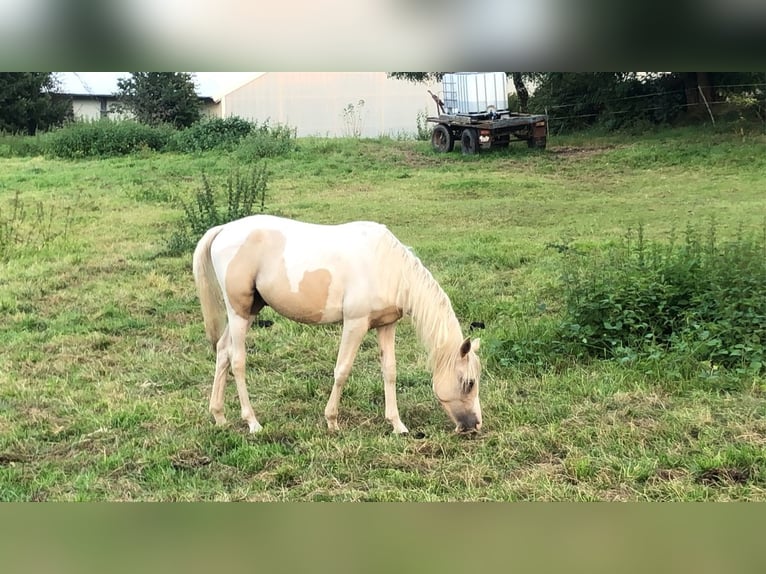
[57, 72, 262, 98]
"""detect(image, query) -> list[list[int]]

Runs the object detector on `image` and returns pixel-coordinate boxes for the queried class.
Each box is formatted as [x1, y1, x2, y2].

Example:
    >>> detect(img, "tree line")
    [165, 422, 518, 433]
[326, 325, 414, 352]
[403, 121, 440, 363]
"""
[390, 72, 766, 131]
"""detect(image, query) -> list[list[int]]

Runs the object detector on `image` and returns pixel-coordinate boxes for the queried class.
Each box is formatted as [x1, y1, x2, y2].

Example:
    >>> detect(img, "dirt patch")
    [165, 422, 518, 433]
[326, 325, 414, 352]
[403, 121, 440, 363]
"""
[0, 453, 31, 465]
[696, 467, 750, 486]
[395, 148, 443, 169]
[170, 449, 212, 470]
[550, 145, 619, 158]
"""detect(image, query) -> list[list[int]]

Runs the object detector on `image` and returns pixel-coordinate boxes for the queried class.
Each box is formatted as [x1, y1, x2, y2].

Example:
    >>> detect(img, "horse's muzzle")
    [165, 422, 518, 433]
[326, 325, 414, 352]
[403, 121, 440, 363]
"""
[455, 413, 481, 434]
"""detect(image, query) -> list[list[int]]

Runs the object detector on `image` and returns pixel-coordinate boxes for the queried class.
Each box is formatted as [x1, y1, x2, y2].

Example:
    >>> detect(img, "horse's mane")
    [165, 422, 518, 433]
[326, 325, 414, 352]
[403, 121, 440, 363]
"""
[378, 231, 463, 372]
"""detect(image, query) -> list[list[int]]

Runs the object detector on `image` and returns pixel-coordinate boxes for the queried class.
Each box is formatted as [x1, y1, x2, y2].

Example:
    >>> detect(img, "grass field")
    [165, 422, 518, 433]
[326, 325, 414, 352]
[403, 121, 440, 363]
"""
[1, 124, 765, 501]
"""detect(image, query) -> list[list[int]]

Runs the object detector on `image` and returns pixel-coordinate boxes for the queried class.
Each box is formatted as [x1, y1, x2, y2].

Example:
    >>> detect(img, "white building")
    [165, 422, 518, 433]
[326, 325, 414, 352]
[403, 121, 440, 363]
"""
[208, 72, 440, 138]
[61, 73, 445, 137]
[64, 93, 216, 121]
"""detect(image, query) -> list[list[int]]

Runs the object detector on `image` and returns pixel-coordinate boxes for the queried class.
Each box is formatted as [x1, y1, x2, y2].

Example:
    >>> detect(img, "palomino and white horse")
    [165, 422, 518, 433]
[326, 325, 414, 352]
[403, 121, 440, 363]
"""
[192, 214, 482, 434]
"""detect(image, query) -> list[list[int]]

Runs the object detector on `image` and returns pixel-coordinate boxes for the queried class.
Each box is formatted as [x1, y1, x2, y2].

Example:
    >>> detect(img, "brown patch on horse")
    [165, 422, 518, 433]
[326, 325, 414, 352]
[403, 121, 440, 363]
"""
[226, 229, 277, 318]
[225, 229, 332, 323]
[291, 269, 332, 323]
[369, 306, 402, 328]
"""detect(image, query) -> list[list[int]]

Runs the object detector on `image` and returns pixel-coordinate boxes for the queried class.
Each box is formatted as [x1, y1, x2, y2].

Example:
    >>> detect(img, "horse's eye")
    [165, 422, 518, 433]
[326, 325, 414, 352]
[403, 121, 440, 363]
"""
[463, 378, 475, 394]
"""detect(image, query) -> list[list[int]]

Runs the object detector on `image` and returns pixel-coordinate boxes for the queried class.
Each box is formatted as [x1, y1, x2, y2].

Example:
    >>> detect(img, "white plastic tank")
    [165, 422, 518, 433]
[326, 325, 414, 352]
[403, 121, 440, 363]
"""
[442, 72, 508, 115]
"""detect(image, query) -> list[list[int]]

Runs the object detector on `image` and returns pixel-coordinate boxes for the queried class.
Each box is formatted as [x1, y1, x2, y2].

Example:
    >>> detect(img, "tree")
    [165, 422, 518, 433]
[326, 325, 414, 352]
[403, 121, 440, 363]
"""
[116, 73, 200, 128]
[510, 73, 531, 113]
[388, 73, 444, 83]
[679, 72, 764, 115]
[0, 73, 73, 135]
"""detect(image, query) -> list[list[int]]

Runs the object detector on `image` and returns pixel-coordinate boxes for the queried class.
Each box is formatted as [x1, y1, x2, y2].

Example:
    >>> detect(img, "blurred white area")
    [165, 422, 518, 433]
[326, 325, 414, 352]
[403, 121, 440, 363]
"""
[120, 0, 577, 68]
[0, 0, 762, 68]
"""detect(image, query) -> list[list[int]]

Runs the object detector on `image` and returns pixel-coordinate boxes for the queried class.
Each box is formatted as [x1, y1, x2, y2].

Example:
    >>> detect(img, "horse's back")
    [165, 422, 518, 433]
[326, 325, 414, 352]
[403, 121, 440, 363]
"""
[213, 215, 389, 251]
[209, 215, 401, 324]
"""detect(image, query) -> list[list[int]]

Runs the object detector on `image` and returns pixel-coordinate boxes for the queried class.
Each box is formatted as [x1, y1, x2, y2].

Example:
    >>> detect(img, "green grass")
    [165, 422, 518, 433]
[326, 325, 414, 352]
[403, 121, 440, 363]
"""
[1, 124, 765, 500]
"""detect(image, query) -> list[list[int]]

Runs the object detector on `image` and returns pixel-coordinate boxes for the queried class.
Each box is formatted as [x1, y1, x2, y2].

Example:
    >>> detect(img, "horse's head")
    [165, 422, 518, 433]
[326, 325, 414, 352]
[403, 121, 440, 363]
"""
[433, 337, 482, 433]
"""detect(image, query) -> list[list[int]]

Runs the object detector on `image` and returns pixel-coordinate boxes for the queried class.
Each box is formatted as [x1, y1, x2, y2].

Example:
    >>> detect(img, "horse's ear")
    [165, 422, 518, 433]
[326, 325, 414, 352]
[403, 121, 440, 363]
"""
[459, 337, 472, 358]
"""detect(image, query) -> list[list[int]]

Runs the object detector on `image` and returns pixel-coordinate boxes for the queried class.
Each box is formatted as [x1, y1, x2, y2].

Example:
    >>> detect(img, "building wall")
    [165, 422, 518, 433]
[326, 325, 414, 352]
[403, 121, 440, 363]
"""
[71, 97, 107, 121]
[201, 101, 220, 118]
[70, 96, 216, 122]
[70, 96, 131, 121]
[216, 72, 441, 138]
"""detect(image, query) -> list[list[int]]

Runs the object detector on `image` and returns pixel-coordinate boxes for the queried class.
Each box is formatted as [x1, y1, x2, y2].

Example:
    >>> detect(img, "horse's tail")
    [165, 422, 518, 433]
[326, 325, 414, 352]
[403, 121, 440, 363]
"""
[192, 225, 227, 351]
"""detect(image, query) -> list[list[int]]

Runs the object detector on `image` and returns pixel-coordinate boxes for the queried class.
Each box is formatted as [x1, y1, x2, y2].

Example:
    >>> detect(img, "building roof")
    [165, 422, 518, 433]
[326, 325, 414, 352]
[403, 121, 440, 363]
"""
[58, 92, 216, 104]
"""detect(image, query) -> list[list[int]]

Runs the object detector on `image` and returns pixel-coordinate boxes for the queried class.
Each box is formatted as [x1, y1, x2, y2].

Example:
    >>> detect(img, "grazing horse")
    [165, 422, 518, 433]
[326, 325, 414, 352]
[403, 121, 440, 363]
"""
[192, 214, 482, 434]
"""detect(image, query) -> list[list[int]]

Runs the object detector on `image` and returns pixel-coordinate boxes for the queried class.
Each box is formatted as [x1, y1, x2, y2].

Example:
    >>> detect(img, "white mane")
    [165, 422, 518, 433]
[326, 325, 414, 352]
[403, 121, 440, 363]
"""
[378, 232, 463, 372]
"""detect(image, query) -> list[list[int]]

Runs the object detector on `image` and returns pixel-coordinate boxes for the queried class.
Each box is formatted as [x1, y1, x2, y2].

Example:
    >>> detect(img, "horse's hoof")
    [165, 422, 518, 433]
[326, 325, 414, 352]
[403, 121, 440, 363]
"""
[248, 421, 263, 433]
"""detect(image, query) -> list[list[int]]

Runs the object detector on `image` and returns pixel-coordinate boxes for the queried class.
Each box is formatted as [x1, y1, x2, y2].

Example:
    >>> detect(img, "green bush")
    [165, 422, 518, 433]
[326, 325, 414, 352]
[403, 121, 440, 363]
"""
[43, 120, 173, 158]
[166, 164, 268, 255]
[171, 116, 255, 152]
[559, 223, 766, 374]
[233, 121, 297, 159]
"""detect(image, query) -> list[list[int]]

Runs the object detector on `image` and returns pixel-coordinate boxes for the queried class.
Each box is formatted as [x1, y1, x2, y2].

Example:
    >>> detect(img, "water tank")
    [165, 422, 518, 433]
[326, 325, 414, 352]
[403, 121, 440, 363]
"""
[441, 72, 508, 116]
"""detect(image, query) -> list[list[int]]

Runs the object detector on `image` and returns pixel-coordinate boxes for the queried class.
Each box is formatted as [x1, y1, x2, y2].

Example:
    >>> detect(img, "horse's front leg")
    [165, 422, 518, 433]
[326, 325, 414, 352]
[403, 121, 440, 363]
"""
[324, 318, 367, 431]
[228, 313, 261, 432]
[377, 323, 408, 434]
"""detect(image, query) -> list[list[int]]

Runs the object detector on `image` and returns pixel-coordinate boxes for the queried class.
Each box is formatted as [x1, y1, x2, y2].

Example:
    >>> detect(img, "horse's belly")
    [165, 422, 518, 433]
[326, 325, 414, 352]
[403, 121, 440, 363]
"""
[256, 269, 345, 325]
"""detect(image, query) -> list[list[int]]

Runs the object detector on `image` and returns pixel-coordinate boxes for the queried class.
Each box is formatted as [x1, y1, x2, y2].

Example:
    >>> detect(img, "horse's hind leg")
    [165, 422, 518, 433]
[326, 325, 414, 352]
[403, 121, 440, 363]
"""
[209, 324, 231, 425]
[228, 312, 261, 433]
[324, 318, 368, 431]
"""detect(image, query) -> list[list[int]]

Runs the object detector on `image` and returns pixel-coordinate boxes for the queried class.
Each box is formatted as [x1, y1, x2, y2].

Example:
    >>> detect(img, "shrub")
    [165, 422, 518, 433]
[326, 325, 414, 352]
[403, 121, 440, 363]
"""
[166, 164, 268, 255]
[43, 120, 173, 158]
[171, 116, 255, 152]
[559, 223, 766, 374]
[233, 121, 297, 159]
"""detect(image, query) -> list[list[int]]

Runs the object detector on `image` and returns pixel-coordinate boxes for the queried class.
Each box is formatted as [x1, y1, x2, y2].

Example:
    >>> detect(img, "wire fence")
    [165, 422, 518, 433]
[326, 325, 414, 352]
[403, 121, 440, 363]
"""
[540, 82, 766, 112]
[536, 81, 766, 126]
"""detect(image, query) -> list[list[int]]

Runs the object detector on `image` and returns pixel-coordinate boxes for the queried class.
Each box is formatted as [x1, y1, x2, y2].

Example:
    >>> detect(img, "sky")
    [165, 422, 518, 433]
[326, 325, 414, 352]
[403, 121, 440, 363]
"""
[57, 72, 262, 98]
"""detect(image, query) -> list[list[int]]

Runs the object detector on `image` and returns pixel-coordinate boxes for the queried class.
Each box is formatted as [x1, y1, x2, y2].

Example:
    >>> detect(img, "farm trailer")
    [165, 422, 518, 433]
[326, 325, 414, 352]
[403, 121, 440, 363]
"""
[426, 72, 548, 154]
[428, 112, 549, 154]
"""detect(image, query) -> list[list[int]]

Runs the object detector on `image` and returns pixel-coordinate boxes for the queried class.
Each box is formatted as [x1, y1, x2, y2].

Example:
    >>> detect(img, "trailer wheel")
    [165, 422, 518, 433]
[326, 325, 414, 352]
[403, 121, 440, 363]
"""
[528, 136, 547, 149]
[431, 125, 454, 153]
[461, 128, 479, 155]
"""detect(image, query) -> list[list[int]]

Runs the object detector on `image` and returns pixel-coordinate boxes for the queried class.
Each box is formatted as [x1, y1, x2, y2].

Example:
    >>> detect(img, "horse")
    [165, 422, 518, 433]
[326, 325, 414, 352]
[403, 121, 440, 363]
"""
[192, 214, 482, 434]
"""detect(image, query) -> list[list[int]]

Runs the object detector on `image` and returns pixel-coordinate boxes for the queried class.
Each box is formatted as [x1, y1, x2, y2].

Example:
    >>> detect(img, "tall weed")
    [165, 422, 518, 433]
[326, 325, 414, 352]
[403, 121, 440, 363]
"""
[415, 109, 431, 141]
[166, 164, 268, 255]
[0, 191, 75, 259]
